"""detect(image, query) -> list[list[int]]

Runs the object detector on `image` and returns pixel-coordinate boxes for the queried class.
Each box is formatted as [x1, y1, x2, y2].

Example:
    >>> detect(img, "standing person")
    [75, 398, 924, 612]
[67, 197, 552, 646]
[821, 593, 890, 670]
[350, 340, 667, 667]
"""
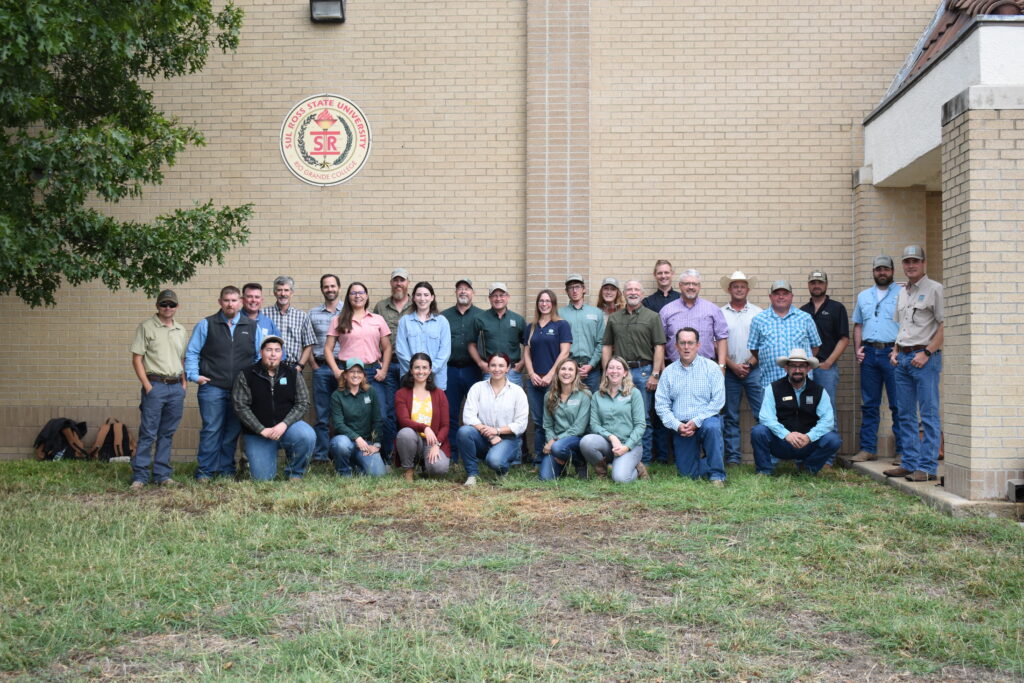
[886, 245, 943, 483]
[456, 353, 529, 486]
[324, 283, 393, 453]
[241, 283, 282, 358]
[655, 328, 727, 484]
[659, 269, 729, 367]
[262, 275, 316, 370]
[523, 290, 573, 463]
[185, 286, 259, 481]
[374, 268, 413, 462]
[719, 271, 764, 465]
[596, 277, 625, 319]
[468, 283, 527, 385]
[129, 289, 187, 489]
[441, 278, 483, 463]
[747, 280, 821, 388]
[328, 358, 386, 477]
[850, 256, 904, 463]
[559, 274, 605, 393]
[539, 359, 591, 481]
[752, 349, 841, 476]
[800, 270, 850, 441]
[601, 279, 666, 464]
[231, 335, 315, 481]
[308, 274, 343, 463]
[395, 353, 452, 481]
[579, 356, 648, 483]
[642, 259, 680, 313]
[395, 281, 452, 389]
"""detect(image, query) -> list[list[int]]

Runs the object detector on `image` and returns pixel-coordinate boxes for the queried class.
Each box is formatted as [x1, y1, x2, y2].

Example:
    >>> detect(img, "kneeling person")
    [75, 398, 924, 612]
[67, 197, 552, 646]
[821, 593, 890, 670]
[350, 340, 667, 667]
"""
[232, 335, 315, 481]
[751, 349, 841, 475]
[654, 327, 726, 484]
[329, 358, 387, 477]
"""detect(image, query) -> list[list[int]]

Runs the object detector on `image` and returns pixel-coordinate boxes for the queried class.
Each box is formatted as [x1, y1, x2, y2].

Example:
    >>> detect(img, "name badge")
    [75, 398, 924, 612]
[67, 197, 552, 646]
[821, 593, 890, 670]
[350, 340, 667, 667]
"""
[510, 320, 517, 328]
[567, 399, 579, 406]
[781, 396, 794, 402]
[586, 314, 598, 321]
[280, 377, 288, 385]
[805, 396, 814, 405]
[918, 294, 925, 302]
[364, 396, 372, 404]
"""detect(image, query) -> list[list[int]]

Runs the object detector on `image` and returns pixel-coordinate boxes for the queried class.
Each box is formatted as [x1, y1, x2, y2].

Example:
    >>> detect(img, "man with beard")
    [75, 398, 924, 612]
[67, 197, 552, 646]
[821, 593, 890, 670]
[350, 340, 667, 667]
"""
[559, 274, 605, 393]
[441, 277, 483, 462]
[241, 283, 282, 359]
[800, 271, 849, 443]
[751, 348, 840, 475]
[850, 256, 904, 463]
[601, 279, 666, 467]
[308, 274, 343, 462]
[374, 268, 413, 458]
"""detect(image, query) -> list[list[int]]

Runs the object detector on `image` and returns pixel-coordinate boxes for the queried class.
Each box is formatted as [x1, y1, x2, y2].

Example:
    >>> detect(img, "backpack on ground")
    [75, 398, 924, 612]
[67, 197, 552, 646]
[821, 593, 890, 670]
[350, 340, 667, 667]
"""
[88, 417, 136, 462]
[33, 418, 90, 461]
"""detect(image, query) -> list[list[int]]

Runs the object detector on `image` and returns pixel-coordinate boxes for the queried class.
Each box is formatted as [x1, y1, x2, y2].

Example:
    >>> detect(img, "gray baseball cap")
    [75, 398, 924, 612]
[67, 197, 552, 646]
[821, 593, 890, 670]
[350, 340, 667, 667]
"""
[390, 268, 410, 280]
[807, 270, 828, 283]
[600, 277, 621, 290]
[455, 277, 473, 289]
[901, 245, 925, 261]
[769, 279, 793, 293]
[488, 282, 509, 295]
[260, 334, 285, 349]
[872, 255, 894, 269]
[565, 273, 585, 286]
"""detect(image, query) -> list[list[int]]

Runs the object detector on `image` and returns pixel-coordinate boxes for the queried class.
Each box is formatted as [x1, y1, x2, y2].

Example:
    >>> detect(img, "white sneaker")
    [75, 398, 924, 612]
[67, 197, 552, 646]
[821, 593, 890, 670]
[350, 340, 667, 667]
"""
[464, 475, 477, 487]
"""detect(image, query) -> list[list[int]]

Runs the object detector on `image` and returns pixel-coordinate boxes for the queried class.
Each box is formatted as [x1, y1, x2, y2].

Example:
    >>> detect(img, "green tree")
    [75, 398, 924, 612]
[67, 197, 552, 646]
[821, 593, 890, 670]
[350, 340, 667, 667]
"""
[0, 0, 252, 307]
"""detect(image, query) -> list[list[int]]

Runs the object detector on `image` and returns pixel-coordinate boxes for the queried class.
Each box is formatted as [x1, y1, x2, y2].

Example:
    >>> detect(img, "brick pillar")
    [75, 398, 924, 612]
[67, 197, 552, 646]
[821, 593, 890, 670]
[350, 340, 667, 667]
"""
[526, 0, 590, 293]
[940, 86, 1024, 500]
[851, 173, 929, 457]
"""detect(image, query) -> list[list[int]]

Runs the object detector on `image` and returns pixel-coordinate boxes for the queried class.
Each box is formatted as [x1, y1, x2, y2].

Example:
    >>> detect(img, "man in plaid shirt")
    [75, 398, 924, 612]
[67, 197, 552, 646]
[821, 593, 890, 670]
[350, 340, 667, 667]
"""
[262, 275, 316, 371]
[747, 279, 821, 387]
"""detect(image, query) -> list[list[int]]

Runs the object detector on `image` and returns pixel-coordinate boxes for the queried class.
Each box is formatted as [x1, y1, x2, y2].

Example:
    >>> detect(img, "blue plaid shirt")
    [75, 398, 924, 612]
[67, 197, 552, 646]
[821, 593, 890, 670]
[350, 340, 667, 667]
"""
[654, 355, 725, 429]
[747, 307, 821, 386]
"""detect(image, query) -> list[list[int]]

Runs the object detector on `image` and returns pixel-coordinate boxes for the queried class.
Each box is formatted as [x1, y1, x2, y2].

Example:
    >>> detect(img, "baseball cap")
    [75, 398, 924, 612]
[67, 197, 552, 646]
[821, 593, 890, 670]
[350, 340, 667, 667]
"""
[901, 245, 925, 261]
[769, 279, 793, 293]
[872, 255, 894, 269]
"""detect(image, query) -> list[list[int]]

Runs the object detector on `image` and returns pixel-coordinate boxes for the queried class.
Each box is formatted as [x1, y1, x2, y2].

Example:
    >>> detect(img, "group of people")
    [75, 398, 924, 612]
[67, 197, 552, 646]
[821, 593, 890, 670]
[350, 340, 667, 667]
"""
[127, 246, 943, 489]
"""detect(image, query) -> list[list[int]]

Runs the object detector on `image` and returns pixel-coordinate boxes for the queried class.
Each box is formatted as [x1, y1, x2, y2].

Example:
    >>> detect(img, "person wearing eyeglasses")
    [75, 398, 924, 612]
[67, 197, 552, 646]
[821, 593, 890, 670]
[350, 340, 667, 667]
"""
[654, 327, 726, 484]
[129, 289, 188, 490]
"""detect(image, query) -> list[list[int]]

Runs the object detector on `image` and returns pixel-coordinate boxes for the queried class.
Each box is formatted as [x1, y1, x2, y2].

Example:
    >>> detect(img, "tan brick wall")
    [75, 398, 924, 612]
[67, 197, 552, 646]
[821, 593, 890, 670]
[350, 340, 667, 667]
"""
[0, 0, 942, 460]
[941, 106, 1024, 500]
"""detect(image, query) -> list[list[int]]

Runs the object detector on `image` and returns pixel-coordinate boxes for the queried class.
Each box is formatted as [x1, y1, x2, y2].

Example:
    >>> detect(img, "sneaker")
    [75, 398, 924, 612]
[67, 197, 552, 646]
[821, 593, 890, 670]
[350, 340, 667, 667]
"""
[464, 475, 477, 487]
[710, 479, 725, 488]
[129, 480, 145, 491]
[158, 478, 180, 488]
[849, 450, 877, 462]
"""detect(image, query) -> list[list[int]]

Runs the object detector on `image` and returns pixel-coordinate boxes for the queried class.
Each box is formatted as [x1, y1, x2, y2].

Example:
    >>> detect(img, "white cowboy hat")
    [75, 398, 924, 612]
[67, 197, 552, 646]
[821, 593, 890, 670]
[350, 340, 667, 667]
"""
[775, 348, 820, 369]
[720, 270, 757, 294]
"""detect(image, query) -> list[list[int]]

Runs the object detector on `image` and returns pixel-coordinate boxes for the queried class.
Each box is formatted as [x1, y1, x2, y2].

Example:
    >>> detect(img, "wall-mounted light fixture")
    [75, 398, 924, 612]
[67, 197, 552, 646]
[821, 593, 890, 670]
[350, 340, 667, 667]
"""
[310, 0, 345, 22]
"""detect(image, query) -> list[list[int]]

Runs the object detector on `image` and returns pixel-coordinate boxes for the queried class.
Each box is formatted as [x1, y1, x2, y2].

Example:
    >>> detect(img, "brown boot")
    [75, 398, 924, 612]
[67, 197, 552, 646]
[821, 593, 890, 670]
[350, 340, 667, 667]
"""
[883, 466, 912, 477]
[403, 468, 414, 483]
[594, 461, 608, 478]
[849, 450, 877, 462]
[636, 462, 650, 480]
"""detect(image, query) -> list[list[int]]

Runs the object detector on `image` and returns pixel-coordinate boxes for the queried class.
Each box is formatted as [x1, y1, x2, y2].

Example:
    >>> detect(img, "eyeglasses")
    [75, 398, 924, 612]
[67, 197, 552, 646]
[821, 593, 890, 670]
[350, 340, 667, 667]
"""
[158, 302, 178, 308]
[350, 291, 367, 297]
[677, 340, 698, 346]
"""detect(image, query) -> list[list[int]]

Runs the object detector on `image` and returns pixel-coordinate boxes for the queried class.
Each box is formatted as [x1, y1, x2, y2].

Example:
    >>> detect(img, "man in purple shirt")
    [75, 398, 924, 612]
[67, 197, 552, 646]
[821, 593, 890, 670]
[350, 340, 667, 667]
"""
[659, 269, 729, 367]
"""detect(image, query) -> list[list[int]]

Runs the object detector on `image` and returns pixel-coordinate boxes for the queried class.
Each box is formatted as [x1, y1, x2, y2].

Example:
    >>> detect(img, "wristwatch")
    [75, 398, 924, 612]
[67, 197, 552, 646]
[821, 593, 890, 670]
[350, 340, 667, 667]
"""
[923, 349, 932, 357]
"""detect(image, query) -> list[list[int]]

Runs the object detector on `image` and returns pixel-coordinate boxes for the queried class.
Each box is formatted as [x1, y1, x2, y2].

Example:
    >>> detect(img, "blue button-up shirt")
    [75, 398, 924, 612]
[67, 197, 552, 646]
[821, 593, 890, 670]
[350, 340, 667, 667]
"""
[747, 307, 821, 386]
[654, 355, 725, 430]
[852, 284, 902, 343]
[759, 380, 834, 442]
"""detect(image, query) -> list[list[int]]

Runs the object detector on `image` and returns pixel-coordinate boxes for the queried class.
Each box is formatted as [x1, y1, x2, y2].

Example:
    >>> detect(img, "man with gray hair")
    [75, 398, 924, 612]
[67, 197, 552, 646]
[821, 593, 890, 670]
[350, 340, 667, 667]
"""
[262, 275, 316, 371]
[659, 269, 729, 367]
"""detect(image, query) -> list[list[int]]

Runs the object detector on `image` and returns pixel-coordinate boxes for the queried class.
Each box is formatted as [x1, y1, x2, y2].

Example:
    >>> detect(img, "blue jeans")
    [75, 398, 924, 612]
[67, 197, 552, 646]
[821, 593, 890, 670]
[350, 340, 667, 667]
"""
[723, 366, 763, 464]
[444, 364, 482, 463]
[539, 436, 583, 480]
[132, 382, 185, 484]
[629, 365, 654, 463]
[243, 421, 315, 480]
[329, 435, 387, 477]
[525, 382, 548, 464]
[580, 365, 601, 393]
[671, 415, 726, 481]
[195, 383, 240, 479]
[811, 365, 839, 464]
[456, 425, 522, 477]
[894, 350, 942, 475]
[311, 365, 337, 461]
[579, 434, 643, 483]
[378, 362, 401, 457]
[651, 406, 671, 464]
[751, 424, 841, 475]
[859, 344, 903, 455]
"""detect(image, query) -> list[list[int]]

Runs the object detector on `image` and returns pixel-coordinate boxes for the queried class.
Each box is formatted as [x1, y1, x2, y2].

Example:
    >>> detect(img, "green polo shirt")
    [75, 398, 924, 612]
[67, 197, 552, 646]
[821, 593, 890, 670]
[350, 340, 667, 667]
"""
[330, 387, 381, 442]
[130, 315, 187, 377]
[441, 304, 483, 366]
[373, 297, 413, 341]
[602, 305, 666, 364]
[473, 307, 527, 363]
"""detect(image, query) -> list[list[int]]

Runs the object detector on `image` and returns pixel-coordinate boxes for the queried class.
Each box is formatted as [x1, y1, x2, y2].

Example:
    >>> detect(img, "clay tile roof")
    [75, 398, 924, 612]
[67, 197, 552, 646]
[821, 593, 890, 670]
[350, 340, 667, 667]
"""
[883, 0, 1023, 102]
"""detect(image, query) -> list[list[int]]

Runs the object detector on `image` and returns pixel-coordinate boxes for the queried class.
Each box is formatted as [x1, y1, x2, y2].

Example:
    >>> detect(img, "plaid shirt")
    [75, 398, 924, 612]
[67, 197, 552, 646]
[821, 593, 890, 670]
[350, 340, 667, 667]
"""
[261, 305, 316, 364]
[747, 307, 821, 386]
[654, 355, 725, 430]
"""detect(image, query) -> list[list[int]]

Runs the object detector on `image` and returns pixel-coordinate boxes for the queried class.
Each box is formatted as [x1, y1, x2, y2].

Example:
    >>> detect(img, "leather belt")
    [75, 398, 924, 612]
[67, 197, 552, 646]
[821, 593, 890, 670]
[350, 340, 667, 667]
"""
[898, 344, 928, 353]
[864, 341, 893, 349]
[625, 360, 649, 369]
[147, 374, 182, 384]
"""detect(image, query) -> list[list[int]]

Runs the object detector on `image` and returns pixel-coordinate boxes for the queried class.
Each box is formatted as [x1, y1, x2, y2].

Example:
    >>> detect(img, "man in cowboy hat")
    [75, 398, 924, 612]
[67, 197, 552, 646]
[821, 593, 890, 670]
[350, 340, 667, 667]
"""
[750, 348, 841, 475]
[719, 270, 763, 465]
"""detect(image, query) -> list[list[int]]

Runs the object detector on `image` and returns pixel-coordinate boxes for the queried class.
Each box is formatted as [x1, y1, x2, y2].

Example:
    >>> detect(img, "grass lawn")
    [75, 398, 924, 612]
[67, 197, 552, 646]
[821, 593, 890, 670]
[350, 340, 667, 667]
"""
[0, 459, 1021, 681]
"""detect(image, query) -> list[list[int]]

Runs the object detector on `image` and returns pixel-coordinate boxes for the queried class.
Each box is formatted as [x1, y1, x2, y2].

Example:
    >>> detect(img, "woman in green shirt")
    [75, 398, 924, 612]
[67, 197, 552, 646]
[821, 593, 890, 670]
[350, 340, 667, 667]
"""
[329, 358, 386, 477]
[580, 356, 648, 482]
[539, 359, 590, 480]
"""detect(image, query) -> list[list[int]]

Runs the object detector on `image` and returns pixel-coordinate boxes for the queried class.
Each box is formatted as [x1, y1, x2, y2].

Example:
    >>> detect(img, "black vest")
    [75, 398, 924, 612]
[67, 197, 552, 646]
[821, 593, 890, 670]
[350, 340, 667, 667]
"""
[199, 313, 257, 389]
[770, 377, 824, 434]
[241, 363, 298, 433]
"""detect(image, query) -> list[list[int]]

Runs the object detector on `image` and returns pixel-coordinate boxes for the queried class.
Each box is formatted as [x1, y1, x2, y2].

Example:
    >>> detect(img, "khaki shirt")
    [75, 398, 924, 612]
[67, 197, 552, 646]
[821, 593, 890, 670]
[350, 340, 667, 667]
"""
[373, 297, 413, 342]
[130, 315, 187, 376]
[894, 275, 943, 347]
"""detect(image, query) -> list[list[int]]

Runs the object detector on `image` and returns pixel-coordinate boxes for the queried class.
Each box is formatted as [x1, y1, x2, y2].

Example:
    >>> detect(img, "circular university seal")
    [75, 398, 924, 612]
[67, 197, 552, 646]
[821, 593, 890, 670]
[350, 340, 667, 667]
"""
[280, 94, 372, 186]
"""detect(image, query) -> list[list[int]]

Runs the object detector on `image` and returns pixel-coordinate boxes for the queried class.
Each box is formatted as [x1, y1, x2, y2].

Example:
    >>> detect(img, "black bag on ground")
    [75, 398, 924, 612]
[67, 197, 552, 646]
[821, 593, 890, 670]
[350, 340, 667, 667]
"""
[88, 417, 136, 462]
[33, 418, 90, 461]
